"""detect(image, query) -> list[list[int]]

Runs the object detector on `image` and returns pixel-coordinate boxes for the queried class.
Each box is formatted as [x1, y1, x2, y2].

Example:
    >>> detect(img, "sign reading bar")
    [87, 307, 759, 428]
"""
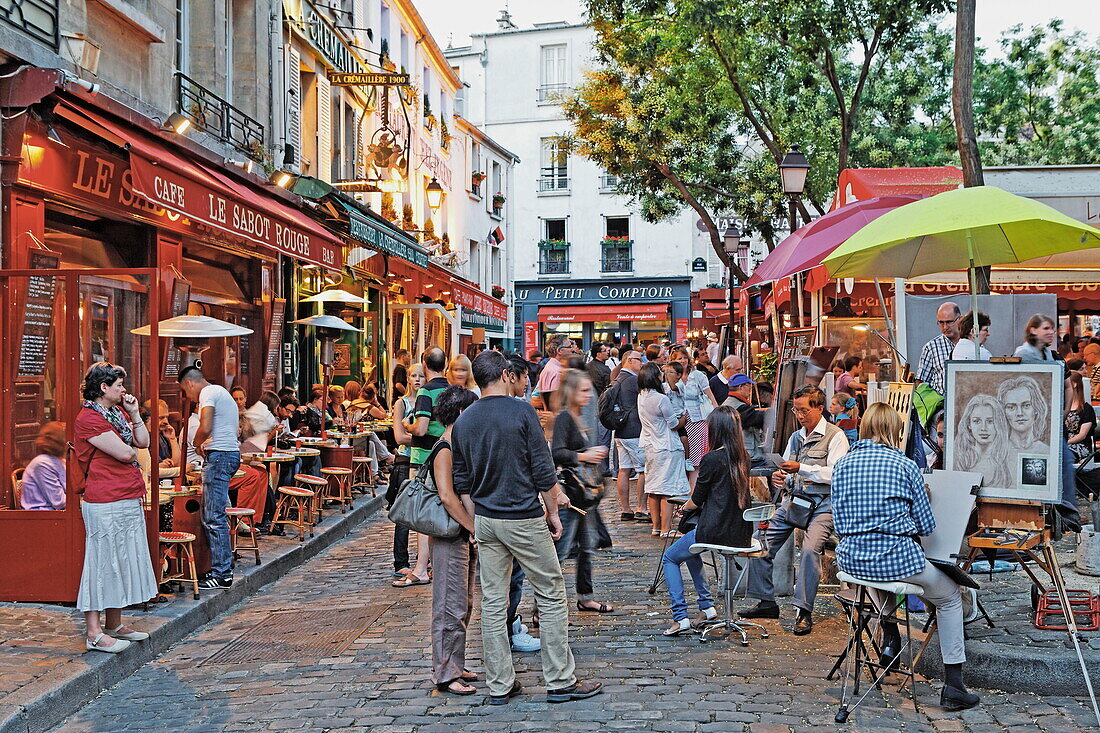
[345, 207, 428, 268]
[330, 72, 409, 86]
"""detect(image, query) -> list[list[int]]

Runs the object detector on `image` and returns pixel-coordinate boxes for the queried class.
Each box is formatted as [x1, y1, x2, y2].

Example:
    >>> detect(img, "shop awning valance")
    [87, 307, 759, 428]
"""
[57, 104, 343, 269]
[538, 304, 669, 323]
[339, 201, 429, 268]
[449, 276, 508, 321]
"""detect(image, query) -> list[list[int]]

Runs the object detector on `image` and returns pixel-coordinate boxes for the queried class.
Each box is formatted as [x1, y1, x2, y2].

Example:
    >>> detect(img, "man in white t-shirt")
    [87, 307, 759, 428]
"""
[179, 366, 240, 589]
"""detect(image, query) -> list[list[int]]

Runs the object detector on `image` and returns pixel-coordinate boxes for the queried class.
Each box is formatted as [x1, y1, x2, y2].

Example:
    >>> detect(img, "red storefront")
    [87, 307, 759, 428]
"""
[0, 69, 343, 602]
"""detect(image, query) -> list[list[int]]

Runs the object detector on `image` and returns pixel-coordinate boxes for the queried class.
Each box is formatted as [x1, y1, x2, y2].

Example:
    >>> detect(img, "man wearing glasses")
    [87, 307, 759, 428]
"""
[537, 334, 576, 413]
[741, 386, 849, 635]
[916, 302, 962, 395]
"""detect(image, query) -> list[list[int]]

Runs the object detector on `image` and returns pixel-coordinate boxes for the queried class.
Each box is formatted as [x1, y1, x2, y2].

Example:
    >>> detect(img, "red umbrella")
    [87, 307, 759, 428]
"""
[743, 195, 923, 287]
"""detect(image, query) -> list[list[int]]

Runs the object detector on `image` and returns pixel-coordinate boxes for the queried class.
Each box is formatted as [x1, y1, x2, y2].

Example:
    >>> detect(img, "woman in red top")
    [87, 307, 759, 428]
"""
[74, 362, 158, 653]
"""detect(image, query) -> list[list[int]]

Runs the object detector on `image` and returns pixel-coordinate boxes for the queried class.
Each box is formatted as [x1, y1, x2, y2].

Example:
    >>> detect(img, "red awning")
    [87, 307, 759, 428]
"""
[831, 167, 962, 211]
[448, 276, 508, 320]
[59, 104, 343, 269]
[538, 304, 669, 323]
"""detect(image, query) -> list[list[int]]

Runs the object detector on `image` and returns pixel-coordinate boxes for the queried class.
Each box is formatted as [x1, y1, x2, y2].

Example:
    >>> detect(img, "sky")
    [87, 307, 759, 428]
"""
[415, 0, 1100, 53]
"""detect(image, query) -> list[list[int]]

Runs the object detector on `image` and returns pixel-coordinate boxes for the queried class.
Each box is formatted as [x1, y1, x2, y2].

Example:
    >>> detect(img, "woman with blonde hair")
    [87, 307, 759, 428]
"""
[447, 354, 481, 397]
[389, 364, 431, 583]
[833, 402, 979, 711]
[953, 394, 1012, 488]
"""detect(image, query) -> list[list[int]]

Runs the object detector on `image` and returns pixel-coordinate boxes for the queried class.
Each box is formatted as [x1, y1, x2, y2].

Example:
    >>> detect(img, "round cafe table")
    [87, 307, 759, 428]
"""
[241, 452, 297, 500]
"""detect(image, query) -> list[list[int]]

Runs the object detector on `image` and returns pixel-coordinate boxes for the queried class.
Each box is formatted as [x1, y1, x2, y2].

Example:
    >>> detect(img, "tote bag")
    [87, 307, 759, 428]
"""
[388, 441, 462, 539]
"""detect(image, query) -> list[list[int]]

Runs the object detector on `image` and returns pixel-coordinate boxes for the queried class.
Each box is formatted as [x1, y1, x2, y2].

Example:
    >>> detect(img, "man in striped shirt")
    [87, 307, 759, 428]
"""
[915, 302, 961, 395]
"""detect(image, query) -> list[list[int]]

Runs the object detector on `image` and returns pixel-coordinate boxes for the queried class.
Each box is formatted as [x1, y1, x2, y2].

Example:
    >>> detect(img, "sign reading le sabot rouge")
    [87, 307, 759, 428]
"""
[330, 71, 409, 86]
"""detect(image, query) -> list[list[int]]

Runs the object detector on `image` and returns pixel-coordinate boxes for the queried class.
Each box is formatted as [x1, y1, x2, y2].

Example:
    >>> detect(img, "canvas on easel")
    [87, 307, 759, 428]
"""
[944, 361, 1063, 503]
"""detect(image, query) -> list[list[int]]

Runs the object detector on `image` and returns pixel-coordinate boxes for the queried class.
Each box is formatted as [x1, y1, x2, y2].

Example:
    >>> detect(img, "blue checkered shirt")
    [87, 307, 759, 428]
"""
[916, 334, 954, 395]
[832, 440, 935, 582]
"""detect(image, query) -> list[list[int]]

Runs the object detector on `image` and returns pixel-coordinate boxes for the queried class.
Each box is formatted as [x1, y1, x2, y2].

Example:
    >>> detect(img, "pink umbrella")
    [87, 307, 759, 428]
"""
[743, 195, 923, 287]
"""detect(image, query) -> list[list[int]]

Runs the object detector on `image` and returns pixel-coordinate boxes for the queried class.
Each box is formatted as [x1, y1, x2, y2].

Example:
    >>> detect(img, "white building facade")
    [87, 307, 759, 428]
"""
[447, 16, 722, 354]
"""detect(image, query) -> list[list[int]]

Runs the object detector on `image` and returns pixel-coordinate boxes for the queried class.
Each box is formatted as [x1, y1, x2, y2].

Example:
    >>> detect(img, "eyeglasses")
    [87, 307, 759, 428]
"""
[791, 407, 815, 416]
[937, 317, 959, 326]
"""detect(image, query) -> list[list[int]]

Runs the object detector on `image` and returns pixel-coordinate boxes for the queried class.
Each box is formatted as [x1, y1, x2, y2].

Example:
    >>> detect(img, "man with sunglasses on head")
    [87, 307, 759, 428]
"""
[915, 302, 962, 396]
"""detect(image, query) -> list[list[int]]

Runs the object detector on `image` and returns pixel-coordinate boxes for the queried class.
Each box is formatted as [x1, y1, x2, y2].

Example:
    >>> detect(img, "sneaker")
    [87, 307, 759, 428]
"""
[546, 679, 603, 703]
[198, 575, 232, 590]
[510, 630, 541, 652]
[511, 617, 529, 636]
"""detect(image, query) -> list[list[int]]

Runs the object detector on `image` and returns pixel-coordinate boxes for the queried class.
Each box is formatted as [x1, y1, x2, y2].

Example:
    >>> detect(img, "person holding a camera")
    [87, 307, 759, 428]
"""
[741, 386, 850, 636]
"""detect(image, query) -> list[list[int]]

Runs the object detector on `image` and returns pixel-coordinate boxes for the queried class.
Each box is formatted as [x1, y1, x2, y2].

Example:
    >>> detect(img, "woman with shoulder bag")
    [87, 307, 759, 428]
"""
[73, 362, 158, 653]
[389, 364, 428, 581]
[551, 369, 614, 614]
[661, 406, 755, 636]
[428, 386, 481, 695]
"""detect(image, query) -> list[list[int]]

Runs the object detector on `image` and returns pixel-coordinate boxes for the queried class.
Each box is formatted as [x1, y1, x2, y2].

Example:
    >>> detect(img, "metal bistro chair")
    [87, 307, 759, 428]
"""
[832, 571, 924, 723]
[688, 502, 777, 646]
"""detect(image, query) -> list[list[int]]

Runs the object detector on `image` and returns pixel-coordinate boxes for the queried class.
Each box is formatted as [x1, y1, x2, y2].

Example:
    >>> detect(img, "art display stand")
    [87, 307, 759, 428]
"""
[966, 500, 1100, 726]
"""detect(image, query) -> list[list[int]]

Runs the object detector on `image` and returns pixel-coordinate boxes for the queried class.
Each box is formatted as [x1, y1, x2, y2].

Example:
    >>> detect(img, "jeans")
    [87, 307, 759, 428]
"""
[1061, 440, 1081, 517]
[747, 495, 833, 613]
[506, 561, 525, 635]
[203, 450, 240, 580]
[596, 422, 613, 476]
[662, 529, 714, 622]
[554, 504, 596, 600]
[475, 515, 576, 696]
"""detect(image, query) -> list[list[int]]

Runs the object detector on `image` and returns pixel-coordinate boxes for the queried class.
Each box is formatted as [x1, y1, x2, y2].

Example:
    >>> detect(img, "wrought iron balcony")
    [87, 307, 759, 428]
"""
[539, 257, 570, 275]
[537, 176, 570, 193]
[0, 0, 59, 50]
[176, 72, 265, 159]
[536, 83, 572, 103]
[601, 255, 633, 273]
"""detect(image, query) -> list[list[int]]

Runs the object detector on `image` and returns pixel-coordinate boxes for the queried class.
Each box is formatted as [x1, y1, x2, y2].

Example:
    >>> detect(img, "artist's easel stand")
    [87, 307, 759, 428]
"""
[967, 500, 1100, 726]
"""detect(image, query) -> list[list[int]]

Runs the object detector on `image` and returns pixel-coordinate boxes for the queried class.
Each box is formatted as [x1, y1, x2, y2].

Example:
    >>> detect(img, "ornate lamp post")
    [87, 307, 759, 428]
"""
[779, 147, 810, 326]
[722, 223, 744, 359]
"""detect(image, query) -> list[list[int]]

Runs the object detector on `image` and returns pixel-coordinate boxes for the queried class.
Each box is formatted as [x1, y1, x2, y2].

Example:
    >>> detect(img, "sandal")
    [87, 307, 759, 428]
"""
[436, 680, 477, 696]
[461, 668, 479, 682]
[392, 573, 430, 587]
[577, 601, 614, 614]
[662, 620, 694, 637]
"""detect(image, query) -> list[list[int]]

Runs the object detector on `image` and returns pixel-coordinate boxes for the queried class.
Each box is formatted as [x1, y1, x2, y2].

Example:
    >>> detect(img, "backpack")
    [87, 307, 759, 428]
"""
[598, 380, 629, 431]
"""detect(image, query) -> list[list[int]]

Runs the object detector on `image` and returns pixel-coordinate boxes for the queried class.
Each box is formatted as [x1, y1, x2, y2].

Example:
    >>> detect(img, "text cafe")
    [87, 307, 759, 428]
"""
[513, 276, 692, 354]
[0, 69, 343, 602]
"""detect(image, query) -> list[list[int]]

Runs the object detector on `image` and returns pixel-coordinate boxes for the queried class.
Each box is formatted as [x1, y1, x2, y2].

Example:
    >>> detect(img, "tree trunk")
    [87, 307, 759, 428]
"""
[953, 0, 989, 292]
[655, 162, 750, 283]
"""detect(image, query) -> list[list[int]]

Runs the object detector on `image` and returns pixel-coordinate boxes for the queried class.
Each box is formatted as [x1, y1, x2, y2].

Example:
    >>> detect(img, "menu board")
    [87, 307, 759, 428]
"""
[781, 327, 816, 362]
[162, 279, 192, 379]
[264, 299, 286, 380]
[17, 251, 60, 377]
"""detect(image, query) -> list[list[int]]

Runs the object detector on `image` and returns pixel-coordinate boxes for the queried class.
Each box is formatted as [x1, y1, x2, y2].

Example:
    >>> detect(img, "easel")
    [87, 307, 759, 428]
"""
[967, 499, 1100, 726]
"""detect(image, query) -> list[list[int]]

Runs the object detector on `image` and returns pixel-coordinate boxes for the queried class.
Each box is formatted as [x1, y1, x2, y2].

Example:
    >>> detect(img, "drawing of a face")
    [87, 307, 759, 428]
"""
[1003, 387, 1036, 437]
[968, 404, 996, 446]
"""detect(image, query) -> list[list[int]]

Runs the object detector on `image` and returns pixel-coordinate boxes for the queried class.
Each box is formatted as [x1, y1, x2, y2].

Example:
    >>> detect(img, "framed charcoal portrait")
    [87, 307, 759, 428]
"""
[944, 361, 1063, 503]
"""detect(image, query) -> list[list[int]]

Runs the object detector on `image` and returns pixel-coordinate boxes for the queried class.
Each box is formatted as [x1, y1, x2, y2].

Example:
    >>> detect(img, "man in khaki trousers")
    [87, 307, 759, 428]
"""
[453, 351, 602, 705]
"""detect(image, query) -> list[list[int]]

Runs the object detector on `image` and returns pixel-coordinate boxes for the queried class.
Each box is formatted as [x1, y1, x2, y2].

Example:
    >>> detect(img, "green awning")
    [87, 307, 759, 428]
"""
[340, 201, 428, 268]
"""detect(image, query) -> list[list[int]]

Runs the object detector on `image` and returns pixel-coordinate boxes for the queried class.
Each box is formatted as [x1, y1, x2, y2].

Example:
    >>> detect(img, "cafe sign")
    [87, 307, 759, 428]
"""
[452, 286, 508, 321]
[286, 0, 371, 75]
[331, 72, 409, 86]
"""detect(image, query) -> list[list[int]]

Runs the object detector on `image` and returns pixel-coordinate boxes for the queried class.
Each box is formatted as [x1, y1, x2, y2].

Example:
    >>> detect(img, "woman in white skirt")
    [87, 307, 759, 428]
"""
[636, 362, 691, 537]
[73, 362, 158, 653]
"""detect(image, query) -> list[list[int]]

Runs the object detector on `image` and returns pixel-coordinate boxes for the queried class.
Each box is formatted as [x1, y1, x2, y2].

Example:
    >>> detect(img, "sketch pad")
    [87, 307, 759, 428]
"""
[921, 470, 981, 563]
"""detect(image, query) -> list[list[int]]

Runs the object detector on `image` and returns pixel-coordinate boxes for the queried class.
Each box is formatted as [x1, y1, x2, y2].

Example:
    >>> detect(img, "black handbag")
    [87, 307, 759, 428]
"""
[785, 492, 819, 530]
[389, 442, 461, 539]
[558, 466, 604, 510]
[677, 507, 699, 534]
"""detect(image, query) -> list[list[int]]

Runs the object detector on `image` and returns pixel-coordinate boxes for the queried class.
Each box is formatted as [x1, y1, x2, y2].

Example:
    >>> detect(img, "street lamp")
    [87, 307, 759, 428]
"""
[722, 223, 742, 359]
[426, 176, 444, 213]
[778, 146, 810, 325]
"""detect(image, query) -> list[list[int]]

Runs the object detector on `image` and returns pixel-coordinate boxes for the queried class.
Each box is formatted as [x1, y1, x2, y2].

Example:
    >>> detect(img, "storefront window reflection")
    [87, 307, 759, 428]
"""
[630, 319, 671, 347]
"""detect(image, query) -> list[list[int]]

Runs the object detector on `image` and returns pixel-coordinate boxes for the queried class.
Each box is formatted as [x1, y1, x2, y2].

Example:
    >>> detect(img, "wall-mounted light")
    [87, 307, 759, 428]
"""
[45, 125, 66, 146]
[164, 112, 192, 135]
[270, 169, 295, 188]
[426, 176, 444, 212]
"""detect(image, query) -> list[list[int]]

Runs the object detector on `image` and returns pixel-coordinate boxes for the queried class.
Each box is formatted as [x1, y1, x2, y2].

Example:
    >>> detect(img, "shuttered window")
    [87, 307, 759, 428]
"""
[286, 48, 301, 167]
[317, 72, 332, 181]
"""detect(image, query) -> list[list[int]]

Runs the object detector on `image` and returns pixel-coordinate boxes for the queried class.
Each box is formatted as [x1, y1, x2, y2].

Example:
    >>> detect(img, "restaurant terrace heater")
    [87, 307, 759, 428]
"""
[132, 315, 254, 490]
[291, 308, 362, 440]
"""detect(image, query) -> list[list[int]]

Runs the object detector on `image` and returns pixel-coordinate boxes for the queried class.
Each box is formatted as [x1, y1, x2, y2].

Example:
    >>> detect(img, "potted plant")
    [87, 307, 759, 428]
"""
[601, 235, 631, 247]
[537, 239, 568, 250]
[380, 192, 397, 222]
[401, 202, 416, 231]
[439, 118, 451, 149]
[492, 285, 506, 299]
[440, 232, 451, 254]
[492, 192, 506, 207]
[471, 171, 487, 186]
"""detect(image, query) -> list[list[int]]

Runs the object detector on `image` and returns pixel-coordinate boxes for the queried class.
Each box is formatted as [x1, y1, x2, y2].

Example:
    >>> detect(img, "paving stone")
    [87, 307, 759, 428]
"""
[39, 496, 1098, 732]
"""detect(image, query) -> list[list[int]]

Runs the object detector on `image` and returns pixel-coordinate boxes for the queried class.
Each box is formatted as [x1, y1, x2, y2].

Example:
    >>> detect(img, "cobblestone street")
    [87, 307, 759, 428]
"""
[58, 500, 1099, 732]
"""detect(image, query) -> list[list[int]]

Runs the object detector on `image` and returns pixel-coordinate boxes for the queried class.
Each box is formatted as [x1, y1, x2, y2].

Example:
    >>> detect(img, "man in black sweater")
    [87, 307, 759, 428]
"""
[612, 350, 647, 521]
[453, 351, 602, 705]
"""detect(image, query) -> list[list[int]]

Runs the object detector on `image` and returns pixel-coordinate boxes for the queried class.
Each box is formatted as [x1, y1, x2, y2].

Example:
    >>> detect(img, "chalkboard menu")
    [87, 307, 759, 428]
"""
[781, 327, 817, 362]
[264, 299, 286, 380]
[162, 279, 192, 379]
[17, 252, 60, 378]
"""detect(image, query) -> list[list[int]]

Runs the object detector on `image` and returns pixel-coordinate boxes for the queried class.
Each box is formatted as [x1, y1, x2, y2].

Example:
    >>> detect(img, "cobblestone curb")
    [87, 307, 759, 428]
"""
[0, 495, 384, 733]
